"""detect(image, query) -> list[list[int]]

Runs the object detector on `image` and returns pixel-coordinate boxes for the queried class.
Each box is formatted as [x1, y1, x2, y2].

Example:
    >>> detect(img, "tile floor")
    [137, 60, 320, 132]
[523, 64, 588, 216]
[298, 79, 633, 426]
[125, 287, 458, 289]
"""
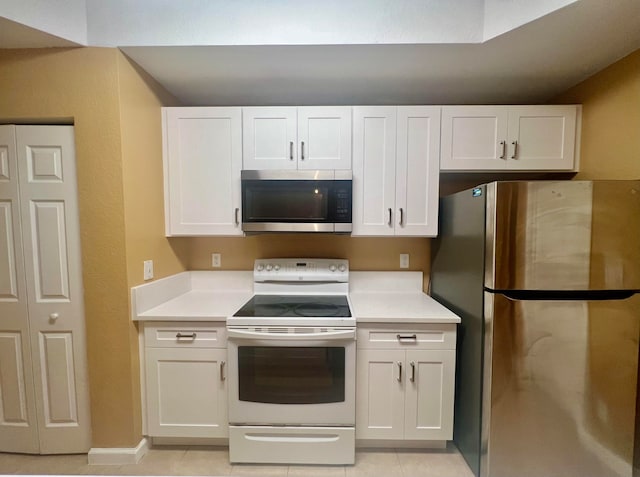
[0, 445, 474, 477]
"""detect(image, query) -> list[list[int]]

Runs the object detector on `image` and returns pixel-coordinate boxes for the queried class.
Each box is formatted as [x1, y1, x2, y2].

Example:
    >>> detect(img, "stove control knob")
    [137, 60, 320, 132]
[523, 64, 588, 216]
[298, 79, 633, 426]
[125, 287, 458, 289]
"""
[274, 264, 281, 271]
[256, 264, 264, 271]
[338, 264, 347, 272]
[266, 264, 273, 271]
[329, 264, 337, 272]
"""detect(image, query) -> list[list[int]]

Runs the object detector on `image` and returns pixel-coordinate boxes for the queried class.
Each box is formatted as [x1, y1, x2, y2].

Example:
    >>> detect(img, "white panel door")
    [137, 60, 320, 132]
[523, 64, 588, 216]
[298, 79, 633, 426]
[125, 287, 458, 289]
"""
[0, 125, 40, 454]
[164, 107, 243, 236]
[352, 106, 396, 236]
[440, 106, 509, 170]
[355, 349, 405, 440]
[507, 105, 577, 171]
[395, 106, 441, 236]
[146, 347, 227, 438]
[242, 107, 297, 170]
[297, 107, 352, 170]
[15, 126, 91, 454]
[404, 349, 455, 441]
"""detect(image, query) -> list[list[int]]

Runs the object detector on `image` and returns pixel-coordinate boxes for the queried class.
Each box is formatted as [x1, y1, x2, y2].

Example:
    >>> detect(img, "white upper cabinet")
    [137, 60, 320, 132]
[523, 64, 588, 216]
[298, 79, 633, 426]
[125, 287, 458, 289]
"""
[352, 106, 440, 237]
[243, 106, 351, 170]
[440, 105, 579, 171]
[163, 107, 243, 236]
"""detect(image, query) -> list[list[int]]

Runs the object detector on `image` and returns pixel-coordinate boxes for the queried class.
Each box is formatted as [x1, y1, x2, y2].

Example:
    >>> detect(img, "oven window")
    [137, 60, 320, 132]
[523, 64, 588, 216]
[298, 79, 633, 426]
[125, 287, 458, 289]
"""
[238, 346, 345, 404]
[243, 181, 329, 221]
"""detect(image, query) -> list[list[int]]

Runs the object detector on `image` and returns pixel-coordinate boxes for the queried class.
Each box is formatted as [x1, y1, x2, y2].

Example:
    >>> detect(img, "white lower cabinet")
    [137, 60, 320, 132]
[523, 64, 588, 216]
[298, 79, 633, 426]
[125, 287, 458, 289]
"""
[143, 322, 228, 438]
[356, 324, 456, 442]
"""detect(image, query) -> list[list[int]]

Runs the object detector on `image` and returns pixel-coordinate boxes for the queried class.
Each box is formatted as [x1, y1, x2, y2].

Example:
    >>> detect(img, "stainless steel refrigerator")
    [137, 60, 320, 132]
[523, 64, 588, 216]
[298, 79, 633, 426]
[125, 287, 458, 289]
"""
[431, 181, 640, 477]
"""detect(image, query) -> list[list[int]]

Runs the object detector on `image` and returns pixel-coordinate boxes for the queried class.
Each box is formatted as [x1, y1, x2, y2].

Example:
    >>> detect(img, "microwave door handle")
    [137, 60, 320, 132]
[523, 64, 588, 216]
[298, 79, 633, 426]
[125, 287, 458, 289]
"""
[227, 329, 356, 340]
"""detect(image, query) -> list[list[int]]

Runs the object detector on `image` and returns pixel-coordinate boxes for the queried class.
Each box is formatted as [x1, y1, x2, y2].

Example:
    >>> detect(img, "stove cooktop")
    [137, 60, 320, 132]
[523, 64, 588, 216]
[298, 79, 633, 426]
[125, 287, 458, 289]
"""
[233, 295, 351, 318]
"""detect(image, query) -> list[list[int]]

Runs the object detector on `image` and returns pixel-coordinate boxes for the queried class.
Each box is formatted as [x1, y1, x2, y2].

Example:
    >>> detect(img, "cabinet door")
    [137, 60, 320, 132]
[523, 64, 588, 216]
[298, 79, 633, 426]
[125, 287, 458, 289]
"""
[146, 347, 228, 438]
[242, 107, 297, 170]
[507, 105, 577, 171]
[404, 349, 455, 441]
[440, 106, 509, 170]
[297, 107, 352, 170]
[164, 107, 243, 236]
[395, 106, 441, 236]
[351, 106, 396, 236]
[0, 126, 40, 454]
[356, 349, 405, 440]
[16, 126, 91, 453]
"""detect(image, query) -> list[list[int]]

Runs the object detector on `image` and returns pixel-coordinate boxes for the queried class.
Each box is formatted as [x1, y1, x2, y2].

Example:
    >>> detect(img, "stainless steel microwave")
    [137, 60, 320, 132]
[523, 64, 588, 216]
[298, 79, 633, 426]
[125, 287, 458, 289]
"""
[241, 170, 352, 233]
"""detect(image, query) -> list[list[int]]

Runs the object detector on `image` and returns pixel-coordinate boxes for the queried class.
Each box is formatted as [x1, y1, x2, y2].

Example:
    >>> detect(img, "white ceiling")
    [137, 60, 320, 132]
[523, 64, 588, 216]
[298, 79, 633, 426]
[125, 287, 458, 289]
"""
[2, 0, 640, 105]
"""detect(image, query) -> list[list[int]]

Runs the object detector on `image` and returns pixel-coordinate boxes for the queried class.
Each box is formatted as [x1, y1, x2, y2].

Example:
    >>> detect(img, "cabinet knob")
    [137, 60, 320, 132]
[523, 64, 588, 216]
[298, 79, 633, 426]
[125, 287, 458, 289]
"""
[49, 312, 59, 321]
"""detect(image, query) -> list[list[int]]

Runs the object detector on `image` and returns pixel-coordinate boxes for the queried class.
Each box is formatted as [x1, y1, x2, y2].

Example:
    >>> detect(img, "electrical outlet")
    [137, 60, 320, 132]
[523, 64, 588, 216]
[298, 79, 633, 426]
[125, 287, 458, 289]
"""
[143, 260, 154, 280]
[400, 254, 409, 269]
[212, 253, 222, 268]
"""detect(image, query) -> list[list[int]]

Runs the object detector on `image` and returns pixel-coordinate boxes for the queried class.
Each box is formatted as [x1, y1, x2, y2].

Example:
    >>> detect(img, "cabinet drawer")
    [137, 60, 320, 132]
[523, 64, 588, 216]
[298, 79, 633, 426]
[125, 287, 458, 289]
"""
[357, 324, 456, 350]
[144, 322, 227, 348]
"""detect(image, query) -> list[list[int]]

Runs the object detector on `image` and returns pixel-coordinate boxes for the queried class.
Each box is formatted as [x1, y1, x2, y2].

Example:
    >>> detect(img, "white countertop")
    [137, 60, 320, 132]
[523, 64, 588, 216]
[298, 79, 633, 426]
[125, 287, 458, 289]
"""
[349, 292, 460, 323]
[137, 290, 253, 321]
[131, 271, 460, 324]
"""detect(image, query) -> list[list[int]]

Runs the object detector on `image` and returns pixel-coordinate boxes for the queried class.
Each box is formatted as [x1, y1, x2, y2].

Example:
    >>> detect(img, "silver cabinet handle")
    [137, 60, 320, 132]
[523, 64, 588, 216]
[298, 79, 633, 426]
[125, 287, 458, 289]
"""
[397, 361, 403, 382]
[388, 208, 392, 226]
[410, 361, 416, 382]
[397, 333, 417, 342]
[176, 332, 197, 340]
[301, 141, 305, 160]
[289, 141, 294, 161]
[220, 361, 226, 381]
[499, 140, 506, 159]
[399, 208, 404, 226]
[49, 312, 59, 321]
[511, 140, 518, 159]
[235, 207, 240, 225]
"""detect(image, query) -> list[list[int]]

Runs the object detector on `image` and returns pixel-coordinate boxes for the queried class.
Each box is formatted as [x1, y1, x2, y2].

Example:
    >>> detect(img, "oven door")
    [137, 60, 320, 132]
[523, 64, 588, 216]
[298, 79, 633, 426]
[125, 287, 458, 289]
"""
[227, 327, 356, 426]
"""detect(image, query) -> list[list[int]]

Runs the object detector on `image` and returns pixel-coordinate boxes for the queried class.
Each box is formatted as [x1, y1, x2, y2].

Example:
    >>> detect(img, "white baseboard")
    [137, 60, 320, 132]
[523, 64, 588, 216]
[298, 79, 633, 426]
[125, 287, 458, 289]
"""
[88, 437, 149, 465]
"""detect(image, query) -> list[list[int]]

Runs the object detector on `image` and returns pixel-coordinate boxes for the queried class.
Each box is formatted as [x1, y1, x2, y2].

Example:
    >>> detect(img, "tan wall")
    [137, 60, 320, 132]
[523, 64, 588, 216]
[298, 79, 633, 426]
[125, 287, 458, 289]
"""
[553, 49, 640, 179]
[188, 235, 430, 273]
[0, 47, 187, 448]
[117, 53, 188, 288]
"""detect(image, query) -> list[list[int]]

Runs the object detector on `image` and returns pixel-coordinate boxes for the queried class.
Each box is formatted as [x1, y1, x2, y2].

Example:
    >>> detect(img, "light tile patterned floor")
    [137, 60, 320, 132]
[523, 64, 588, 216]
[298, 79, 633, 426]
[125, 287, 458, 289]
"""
[0, 445, 474, 477]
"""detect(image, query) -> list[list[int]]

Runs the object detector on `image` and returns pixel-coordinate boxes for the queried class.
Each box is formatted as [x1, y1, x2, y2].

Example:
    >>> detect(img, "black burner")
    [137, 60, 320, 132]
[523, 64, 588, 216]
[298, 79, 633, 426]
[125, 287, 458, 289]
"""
[233, 295, 351, 318]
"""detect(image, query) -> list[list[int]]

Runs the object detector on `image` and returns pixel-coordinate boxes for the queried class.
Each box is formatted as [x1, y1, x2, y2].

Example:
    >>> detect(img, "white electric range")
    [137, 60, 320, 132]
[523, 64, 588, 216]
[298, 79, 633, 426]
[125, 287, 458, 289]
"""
[226, 258, 356, 465]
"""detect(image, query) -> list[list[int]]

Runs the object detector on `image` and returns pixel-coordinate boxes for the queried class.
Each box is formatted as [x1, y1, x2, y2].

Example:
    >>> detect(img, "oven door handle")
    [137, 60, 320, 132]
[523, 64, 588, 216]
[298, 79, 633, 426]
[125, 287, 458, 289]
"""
[227, 329, 356, 341]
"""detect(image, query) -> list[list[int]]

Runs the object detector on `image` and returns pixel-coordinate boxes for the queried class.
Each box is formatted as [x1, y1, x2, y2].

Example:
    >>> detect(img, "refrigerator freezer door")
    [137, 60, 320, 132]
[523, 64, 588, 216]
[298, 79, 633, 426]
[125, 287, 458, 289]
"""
[483, 291, 640, 477]
[486, 180, 640, 291]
